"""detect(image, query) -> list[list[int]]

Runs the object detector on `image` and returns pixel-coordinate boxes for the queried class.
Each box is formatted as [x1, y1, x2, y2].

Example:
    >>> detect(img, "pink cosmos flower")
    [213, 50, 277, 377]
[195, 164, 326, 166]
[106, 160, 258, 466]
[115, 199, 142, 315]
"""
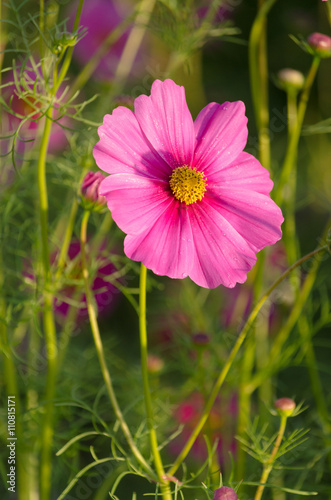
[93, 79, 283, 289]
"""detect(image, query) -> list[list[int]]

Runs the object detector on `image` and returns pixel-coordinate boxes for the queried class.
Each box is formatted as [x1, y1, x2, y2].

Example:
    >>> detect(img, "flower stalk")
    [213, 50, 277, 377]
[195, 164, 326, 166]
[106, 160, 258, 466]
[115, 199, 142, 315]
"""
[0, 263, 29, 498]
[114, 0, 156, 84]
[80, 211, 156, 480]
[275, 55, 320, 205]
[254, 414, 288, 500]
[139, 264, 172, 499]
[69, 18, 131, 98]
[37, 3, 84, 491]
[249, 0, 278, 171]
[55, 0, 85, 92]
[37, 109, 58, 500]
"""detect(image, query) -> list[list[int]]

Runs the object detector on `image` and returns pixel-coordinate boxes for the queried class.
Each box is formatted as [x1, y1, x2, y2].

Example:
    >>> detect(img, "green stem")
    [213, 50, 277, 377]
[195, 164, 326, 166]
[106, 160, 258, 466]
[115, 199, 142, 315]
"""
[40, 293, 57, 500]
[168, 244, 328, 477]
[325, 0, 331, 28]
[237, 332, 255, 480]
[258, 0, 270, 169]
[55, 198, 79, 280]
[0, 268, 29, 499]
[37, 109, 58, 500]
[298, 316, 331, 433]
[69, 18, 131, 98]
[114, 0, 156, 84]
[37, 116, 52, 279]
[237, 258, 268, 481]
[275, 56, 320, 205]
[283, 90, 299, 288]
[139, 264, 172, 499]
[269, 248, 328, 361]
[249, 0, 278, 170]
[242, 3, 274, 468]
[253, 252, 271, 419]
[298, 316, 331, 475]
[55, 0, 85, 92]
[80, 212, 156, 480]
[254, 416, 288, 500]
[39, 0, 45, 78]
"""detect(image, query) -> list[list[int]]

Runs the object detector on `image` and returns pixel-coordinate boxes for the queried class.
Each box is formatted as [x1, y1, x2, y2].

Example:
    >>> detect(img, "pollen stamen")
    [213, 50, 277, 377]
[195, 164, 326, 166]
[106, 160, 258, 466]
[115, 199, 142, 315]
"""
[169, 166, 207, 205]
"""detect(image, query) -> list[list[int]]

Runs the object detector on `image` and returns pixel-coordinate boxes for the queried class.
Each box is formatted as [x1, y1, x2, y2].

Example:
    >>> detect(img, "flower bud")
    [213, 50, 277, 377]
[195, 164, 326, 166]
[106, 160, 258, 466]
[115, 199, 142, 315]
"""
[192, 332, 210, 348]
[147, 354, 164, 374]
[277, 68, 305, 91]
[81, 171, 107, 211]
[213, 486, 239, 500]
[274, 397, 296, 417]
[307, 32, 331, 57]
[53, 31, 78, 54]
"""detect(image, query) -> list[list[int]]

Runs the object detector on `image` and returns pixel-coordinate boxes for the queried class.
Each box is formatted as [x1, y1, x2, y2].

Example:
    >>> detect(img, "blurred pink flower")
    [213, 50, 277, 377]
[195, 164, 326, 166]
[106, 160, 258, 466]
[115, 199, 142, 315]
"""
[54, 240, 120, 323]
[213, 486, 239, 500]
[197, 2, 233, 25]
[68, 0, 131, 80]
[170, 393, 237, 465]
[94, 79, 283, 289]
[1, 64, 70, 159]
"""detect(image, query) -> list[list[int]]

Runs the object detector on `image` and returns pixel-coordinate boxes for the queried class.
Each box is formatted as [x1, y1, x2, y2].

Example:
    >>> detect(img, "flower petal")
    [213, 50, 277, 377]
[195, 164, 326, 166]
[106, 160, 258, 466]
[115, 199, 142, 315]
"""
[134, 79, 195, 168]
[193, 101, 248, 175]
[99, 174, 172, 235]
[206, 187, 284, 253]
[187, 201, 258, 289]
[124, 204, 195, 280]
[93, 106, 170, 179]
[208, 152, 274, 194]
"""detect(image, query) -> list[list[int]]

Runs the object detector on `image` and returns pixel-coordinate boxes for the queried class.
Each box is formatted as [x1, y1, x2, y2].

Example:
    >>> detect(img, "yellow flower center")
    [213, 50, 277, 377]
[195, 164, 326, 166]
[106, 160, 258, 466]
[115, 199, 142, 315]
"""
[169, 166, 207, 205]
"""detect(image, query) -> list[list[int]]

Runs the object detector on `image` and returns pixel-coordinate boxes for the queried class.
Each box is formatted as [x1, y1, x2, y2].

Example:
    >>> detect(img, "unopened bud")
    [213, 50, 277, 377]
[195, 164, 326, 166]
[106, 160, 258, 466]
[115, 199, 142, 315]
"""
[53, 31, 77, 54]
[147, 354, 164, 374]
[192, 332, 210, 348]
[81, 171, 107, 211]
[274, 397, 296, 416]
[307, 32, 331, 57]
[213, 486, 239, 500]
[277, 68, 305, 91]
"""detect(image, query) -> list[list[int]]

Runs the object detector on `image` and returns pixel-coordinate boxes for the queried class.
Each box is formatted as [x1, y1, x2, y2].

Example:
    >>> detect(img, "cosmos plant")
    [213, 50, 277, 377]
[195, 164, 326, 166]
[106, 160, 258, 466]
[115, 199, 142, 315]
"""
[94, 79, 284, 289]
[1, 2, 331, 500]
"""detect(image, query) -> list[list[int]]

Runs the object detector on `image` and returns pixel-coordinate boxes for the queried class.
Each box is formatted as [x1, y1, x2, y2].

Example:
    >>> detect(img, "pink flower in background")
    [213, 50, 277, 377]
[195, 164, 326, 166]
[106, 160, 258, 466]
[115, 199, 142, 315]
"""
[24, 240, 121, 324]
[54, 240, 120, 322]
[2, 64, 70, 158]
[197, 2, 233, 25]
[94, 79, 283, 289]
[170, 393, 237, 465]
[68, 0, 130, 80]
[213, 486, 239, 500]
